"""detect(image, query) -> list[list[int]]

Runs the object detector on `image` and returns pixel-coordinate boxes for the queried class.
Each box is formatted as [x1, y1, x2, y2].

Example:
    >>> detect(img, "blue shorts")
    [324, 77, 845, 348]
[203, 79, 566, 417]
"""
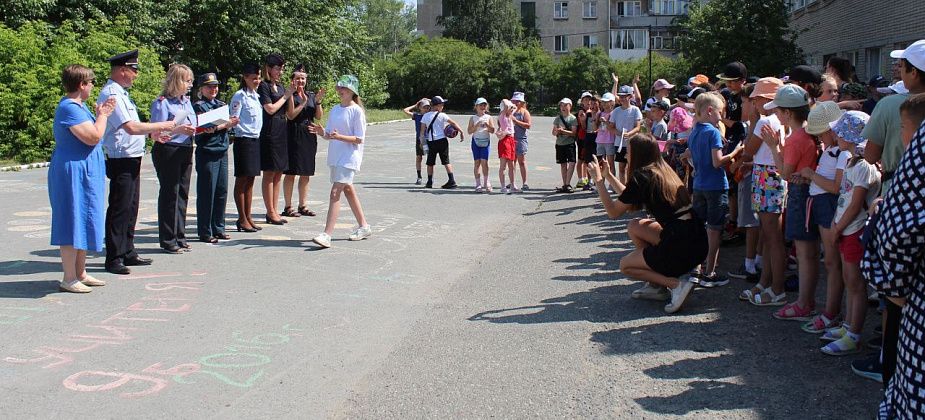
[692, 189, 729, 230]
[785, 183, 820, 241]
[471, 139, 490, 160]
[809, 193, 838, 229]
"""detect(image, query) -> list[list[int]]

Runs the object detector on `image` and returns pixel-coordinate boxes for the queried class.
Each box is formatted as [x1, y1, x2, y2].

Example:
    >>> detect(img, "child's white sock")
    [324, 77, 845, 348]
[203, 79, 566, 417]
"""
[755, 255, 763, 269]
[745, 258, 757, 274]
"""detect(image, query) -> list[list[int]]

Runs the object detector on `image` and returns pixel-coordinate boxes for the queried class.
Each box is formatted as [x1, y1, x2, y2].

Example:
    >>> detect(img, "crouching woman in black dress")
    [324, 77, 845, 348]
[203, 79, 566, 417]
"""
[588, 133, 708, 314]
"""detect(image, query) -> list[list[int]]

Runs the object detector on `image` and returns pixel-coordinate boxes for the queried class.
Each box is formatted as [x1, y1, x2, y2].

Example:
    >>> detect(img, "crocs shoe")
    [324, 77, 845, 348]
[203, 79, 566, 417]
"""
[631, 283, 670, 301]
[801, 312, 840, 334]
[821, 334, 860, 356]
[772, 302, 816, 321]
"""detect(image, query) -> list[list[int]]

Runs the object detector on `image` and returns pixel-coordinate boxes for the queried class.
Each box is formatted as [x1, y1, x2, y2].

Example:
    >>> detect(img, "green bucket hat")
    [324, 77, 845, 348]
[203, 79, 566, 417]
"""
[336, 74, 359, 95]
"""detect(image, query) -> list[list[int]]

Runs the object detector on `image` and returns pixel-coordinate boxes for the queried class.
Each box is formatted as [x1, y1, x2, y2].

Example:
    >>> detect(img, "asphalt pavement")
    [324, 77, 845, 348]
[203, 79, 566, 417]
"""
[0, 115, 880, 418]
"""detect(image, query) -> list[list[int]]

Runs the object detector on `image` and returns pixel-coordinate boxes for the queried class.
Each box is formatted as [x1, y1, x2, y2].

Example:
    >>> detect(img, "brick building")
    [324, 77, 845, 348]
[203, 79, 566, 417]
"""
[789, 0, 925, 81]
[416, 0, 694, 60]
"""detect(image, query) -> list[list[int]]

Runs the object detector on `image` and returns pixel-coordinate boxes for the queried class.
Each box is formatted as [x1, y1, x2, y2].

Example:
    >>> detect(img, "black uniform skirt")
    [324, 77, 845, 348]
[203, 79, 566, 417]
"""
[642, 218, 708, 278]
[260, 116, 289, 172]
[233, 137, 261, 177]
[284, 124, 318, 176]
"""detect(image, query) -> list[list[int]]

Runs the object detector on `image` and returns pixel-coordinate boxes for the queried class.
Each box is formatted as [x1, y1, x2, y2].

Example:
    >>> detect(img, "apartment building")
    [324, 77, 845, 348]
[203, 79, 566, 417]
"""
[789, 0, 925, 81]
[416, 0, 692, 60]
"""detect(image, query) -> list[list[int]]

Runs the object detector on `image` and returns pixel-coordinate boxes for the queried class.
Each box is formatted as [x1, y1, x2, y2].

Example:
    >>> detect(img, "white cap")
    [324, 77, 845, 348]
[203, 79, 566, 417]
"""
[559, 97, 573, 105]
[601, 92, 616, 102]
[474, 97, 488, 105]
[877, 80, 909, 95]
[580, 91, 593, 99]
[890, 39, 925, 72]
[511, 91, 525, 102]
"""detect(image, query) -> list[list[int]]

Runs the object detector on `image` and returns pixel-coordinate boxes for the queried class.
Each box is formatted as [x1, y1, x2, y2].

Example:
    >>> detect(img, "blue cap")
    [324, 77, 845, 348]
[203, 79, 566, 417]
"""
[617, 85, 634, 96]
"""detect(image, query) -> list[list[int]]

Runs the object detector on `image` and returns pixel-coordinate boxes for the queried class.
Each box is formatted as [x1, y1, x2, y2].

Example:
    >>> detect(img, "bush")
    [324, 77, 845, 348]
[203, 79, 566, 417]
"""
[382, 37, 490, 109]
[0, 18, 164, 163]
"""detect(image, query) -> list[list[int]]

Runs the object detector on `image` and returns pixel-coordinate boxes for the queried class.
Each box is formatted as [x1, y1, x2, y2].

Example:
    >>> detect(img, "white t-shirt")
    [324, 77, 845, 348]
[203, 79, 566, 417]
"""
[810, 145, 849, 196]
[609, 105, 642, 147]
[325, 103, 366, 171]
[834, 159, 881, 235]
[470, 114, 491, 139]
[421, 111, 449, 141]
[753, 114, 782, 166]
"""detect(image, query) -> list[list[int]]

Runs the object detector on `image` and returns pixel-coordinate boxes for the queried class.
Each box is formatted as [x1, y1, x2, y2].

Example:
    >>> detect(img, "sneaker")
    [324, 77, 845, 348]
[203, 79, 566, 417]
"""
[424, 181, 433, 188]
[348, 225, 372, 241]
[415, 177, 423, 185]
[522, 184, 530, 191]
[801, 312, 840, 334]
[475, 185, 484, 193]
[772, 301, 816, 321]
[631, 283, 671, 301]
[582, 183, 592, 191]
[575, 180, 586, 188]
[821, 334, 860, 356]
[312, 232, 332, 248]
[820, 325, 847, 342]
[664, 276, 694, 314]
[501, 187, 510, 194]
[441, 181, 458, 189]
[727, 265, 759, 280]
[59, 279, 92, 293]
[851, 354, 883, 383]
[787, 255, 798, 271]
[697, 273, 729, 288]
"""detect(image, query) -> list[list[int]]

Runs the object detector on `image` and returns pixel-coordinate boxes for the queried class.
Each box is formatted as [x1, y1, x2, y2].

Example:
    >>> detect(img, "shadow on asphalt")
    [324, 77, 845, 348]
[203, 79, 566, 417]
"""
[0, 280, 63, 298]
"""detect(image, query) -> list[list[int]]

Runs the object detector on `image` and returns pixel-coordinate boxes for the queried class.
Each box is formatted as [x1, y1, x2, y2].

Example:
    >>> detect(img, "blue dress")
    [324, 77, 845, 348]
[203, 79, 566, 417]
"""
[48, 98, 106, 251]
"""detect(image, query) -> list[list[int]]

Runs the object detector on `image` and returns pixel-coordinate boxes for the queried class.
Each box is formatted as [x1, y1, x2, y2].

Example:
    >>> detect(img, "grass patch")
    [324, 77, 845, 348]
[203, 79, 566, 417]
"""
[365, 109, 409, 124]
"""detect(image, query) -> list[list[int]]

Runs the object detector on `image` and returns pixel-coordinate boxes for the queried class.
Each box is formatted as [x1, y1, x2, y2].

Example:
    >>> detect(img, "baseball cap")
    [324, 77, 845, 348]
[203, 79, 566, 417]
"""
[830, 111, 870, 144]
[580, 91, 593, 99]
[749, 77, 784, 100]
[805, 101, 844, 135]
[474, 97, 488, 105]
[867, 75, 889, 88]
[653, 79, 675, 90]
[691, 74, 710, 86]
[601, 92, 616, 102]
[764, 84, 810, 110]
[877, 81, 908, 95]
[617, 85, 634, 96]
[788, 65, 823, 85]
[687, 87, 706, 101]
[431, 95, 447, 105]
[717, 62, 747, 81]
[675, 85, 692, 101]
[890, 39, 925, 72]
[512, 92, 526, 102]
[650, 101, 669, 111]
[559, 98, 573, 105]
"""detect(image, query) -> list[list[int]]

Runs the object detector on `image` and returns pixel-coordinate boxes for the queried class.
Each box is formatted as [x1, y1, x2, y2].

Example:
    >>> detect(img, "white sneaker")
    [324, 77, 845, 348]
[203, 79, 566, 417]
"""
[631, 283, 670, 301]
[312, 232, 332, 248]
[475, 185, 484, 193]
[348, 225, 372, 241]
[664, 276, 694, 314]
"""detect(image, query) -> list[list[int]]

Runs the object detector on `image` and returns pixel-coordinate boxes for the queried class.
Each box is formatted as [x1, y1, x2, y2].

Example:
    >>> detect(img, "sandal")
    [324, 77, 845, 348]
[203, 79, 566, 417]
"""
[802, 312, 841, 334]
[750, 289, 787, 306]
[738, 283, 765, 301]
[772, 302, 816, 321]
[298, 206, 316, 217]
[282, 206, 301, 217]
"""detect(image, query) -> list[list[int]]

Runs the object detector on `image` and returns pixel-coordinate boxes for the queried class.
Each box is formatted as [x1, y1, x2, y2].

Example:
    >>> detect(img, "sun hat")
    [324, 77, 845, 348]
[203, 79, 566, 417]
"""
[877, 81, 908, 95]
[764, 84, 810, 110]
[431, 95, 447, 105]
[830, 111, 870, 145]
[749, 77, 784, 99]
[617, 85, 634, 96]
[511, 91, 526, 102]
[805, 101, 845, 135]
[559, 97, 573, 105]
[335, 74, 360, 95]
[500, 98, 515, 111]
[890, 39, 925, 72]
[787, 65, 823, 85]
[601, 92, 616, 102]
[474, 97, 488, 105]
[652, 79, 675, 90]
[668, 107, 694, 133]
[717, 62, 747, 81]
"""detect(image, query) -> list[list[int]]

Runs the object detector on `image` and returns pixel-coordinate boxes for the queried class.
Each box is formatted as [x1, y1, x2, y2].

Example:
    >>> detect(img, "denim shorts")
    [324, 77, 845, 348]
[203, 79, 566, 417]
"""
[785, 183, 819, 241]
[809, 193, 838, 229]
[692, 189, 729, 230]
[596, 143, 616, 156]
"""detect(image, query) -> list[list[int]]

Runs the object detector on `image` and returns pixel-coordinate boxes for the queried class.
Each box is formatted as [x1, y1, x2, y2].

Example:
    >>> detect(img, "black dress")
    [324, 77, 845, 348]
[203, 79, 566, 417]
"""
[258, 80, 289, 172]
[284, 93, 318, 176]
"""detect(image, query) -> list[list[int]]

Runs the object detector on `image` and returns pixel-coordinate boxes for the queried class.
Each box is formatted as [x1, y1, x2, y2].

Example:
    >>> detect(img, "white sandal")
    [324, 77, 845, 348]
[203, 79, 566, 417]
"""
[738, 283, 765, 301]
[750, 288, 787, 306]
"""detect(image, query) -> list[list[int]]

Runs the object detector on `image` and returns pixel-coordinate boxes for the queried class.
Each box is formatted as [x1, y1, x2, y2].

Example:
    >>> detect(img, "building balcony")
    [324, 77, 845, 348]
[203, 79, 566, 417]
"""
[610, 14, 680, 29]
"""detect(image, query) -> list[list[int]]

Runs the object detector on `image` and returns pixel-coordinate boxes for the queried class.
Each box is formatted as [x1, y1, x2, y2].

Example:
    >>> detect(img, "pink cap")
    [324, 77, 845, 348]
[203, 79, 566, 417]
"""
[653, 79, 675, 91]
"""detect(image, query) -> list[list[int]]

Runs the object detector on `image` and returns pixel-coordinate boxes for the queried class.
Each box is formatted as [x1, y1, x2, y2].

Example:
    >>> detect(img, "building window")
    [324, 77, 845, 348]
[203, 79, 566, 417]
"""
[789, 0, 806, 12]
[652, 0, 681, 15]
[617, 1, 642, 17]
[555, 35, 569, 52]
[650, 30, 675, 50]
[583, 1, 597, 19]
[611, 29, 647, 50]
[521, 2, 536, 29]
[867, 47, 882, 78]
[583, 35, 599, 48]
[554, 2, 569, 19]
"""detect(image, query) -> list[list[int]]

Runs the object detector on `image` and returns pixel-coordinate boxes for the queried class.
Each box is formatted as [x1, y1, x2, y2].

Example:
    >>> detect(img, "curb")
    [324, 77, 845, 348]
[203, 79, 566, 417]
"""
[1, 162, 50, 172]
[367, 119, 408, 126]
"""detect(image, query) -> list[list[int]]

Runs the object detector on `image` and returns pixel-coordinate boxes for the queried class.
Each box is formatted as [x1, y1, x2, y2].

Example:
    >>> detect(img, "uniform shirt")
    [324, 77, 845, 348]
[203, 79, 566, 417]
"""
[689, 122, 728, 191]
[609, 105, 642, 148]
[150, 96, 196, 146]
[553, 114, 577, 146]
[420, 111, 449, 141]
[861, 92, 908, 195]
[229, 88, 262, 138]
[193, 98, 230, 153]
[325, 103, 366, 171]
[98, 79, 145, 158]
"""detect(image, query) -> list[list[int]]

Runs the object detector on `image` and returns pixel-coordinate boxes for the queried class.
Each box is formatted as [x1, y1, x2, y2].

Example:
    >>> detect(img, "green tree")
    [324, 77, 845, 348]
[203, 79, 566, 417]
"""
[357, 0, 417, 59]
[380, 38, 489, 107]
[551, 47, 613, 102]
[676, 0, 802, 78]
[437, 0, 528, 48]
[484, 42, 555, 105]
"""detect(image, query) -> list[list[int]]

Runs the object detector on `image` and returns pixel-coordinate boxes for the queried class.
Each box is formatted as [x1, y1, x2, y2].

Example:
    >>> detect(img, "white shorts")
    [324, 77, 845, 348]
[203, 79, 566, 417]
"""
[330, 166, 356, 185]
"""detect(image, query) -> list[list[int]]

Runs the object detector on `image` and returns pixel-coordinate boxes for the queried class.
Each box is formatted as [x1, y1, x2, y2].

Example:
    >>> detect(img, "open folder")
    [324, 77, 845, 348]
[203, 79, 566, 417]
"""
[195, 105, 230, 132]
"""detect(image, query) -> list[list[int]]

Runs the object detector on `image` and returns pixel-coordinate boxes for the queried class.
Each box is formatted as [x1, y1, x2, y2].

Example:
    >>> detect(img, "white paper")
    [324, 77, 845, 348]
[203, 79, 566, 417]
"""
[172, 110, 189, 126]
[618, 129, 627, 153]
[196, 105, 230, 128]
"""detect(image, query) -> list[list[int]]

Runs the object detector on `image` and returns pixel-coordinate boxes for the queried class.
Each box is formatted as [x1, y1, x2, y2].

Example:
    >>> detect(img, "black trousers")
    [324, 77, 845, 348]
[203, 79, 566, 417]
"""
[151, 143, 193, 249]
[105, 157, 142, 263]
[882, 298, 903, 387]
[195, 149, 228, 238]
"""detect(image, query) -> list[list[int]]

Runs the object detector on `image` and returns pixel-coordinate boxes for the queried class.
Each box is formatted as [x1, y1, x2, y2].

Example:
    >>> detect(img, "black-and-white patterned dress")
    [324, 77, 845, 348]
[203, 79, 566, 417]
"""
[863, 120, 925, 419]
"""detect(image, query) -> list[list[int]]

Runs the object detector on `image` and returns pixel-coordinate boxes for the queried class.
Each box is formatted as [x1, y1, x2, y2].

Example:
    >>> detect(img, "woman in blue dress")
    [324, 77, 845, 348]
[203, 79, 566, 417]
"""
[49, 64, 116, 293]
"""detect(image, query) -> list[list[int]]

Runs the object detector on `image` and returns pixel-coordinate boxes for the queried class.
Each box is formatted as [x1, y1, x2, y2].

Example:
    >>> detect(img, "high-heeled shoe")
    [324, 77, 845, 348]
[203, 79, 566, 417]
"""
[236, 221, 257, 232]
[265, 217, 285, 225]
